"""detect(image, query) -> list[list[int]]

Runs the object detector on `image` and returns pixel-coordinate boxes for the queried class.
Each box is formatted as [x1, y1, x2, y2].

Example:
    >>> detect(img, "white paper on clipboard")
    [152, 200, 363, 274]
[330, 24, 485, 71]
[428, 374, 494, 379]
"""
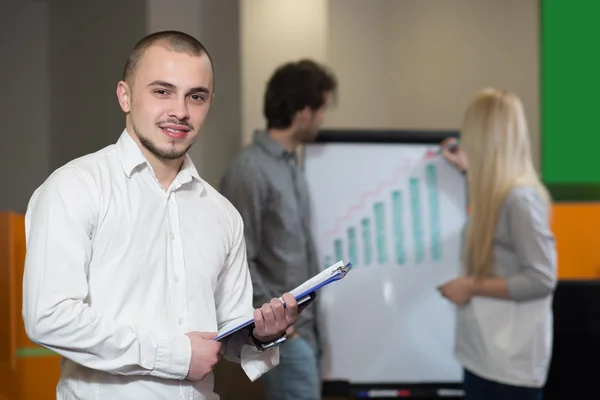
[214, 260, 353, 341]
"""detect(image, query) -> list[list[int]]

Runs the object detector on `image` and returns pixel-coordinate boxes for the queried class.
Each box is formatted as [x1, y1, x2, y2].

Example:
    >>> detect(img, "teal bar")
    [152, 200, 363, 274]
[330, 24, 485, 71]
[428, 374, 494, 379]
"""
[426, 164, 442, 261]
[410, 178, 424, 263]
[374, 202, 388, 264]
[334, 239, 343, 263]
[347, 227, 358, 266]
[392, 190, 406, 265]
[361, 218, 373, 266]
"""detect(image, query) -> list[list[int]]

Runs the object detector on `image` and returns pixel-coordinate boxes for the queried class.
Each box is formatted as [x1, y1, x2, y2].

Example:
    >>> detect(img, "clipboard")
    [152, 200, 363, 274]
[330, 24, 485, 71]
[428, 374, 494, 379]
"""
[214, 260, 353, 341]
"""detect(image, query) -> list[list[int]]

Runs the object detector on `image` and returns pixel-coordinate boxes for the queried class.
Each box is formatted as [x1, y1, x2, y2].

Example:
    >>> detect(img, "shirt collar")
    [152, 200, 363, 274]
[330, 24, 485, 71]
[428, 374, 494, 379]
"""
[254, 130, 296, 160]
[116, 130, 147, 178]
[116, 129, 202, 184]
[178, 154, 202, 183]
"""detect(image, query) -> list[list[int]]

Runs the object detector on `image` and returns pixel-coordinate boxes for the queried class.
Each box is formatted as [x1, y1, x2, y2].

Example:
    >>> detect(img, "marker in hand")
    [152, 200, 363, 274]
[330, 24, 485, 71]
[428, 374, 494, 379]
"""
[443, 139, 460, 153]
[425, 138, 460, 158]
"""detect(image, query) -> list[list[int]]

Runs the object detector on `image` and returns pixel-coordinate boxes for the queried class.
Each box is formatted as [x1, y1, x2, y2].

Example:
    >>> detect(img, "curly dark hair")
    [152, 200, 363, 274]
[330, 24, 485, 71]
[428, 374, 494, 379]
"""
[263, 59, 337, 129]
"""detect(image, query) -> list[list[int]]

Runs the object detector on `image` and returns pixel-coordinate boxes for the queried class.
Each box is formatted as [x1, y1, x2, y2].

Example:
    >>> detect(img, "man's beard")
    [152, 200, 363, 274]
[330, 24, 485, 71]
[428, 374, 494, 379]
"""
[295, 126, 319, 143]
[132, 120, 194, 161]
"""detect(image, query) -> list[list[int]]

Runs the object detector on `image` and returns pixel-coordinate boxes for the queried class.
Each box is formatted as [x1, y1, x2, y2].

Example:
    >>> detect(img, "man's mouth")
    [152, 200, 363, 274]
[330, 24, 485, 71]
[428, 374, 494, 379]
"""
[159, 124, 191, 139]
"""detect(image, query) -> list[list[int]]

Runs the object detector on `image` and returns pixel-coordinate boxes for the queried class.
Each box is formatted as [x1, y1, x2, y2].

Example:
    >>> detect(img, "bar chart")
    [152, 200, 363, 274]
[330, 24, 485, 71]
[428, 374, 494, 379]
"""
[322, 162, 442, 268]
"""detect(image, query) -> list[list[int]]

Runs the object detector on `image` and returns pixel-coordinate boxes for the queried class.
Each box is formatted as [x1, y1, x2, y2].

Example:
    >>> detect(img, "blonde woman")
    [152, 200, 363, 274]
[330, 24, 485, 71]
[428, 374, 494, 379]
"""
[438, 88, 557, 400]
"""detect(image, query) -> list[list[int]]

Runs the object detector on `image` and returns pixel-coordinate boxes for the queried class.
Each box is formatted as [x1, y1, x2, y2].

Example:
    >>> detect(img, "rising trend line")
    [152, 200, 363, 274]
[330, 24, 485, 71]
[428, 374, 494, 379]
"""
[324, 155, 432, 240]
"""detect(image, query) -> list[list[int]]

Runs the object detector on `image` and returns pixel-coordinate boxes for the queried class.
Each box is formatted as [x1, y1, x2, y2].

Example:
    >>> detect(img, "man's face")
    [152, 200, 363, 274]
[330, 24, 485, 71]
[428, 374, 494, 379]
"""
[302, 106, 326, 142]
[296, 101, 327, 144]
[118, 45, 213, 160]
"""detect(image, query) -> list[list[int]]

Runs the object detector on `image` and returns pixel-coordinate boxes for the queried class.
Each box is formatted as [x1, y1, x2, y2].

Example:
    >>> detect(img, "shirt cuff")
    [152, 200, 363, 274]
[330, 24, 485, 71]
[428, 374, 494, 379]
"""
[240, 344, 279, 381]
[152, 335, 192, 380]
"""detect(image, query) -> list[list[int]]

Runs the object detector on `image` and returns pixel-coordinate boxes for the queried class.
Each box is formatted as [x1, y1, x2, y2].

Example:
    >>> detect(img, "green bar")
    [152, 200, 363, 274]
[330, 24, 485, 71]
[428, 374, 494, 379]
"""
[374, 202, 388, 264]
[16, 347, 58, 358]
[410, 178, 424, 263]
[334, 239, 343, 262]
[361, 218, 373, 266]
[347, 227, 358, 266]
[392, 190, 406, 265]
[426, 164, 442, 261]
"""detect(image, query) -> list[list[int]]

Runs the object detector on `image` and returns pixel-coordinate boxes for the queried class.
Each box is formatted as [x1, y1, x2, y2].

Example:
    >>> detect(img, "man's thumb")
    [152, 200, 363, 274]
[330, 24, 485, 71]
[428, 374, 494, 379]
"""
[198, 332, 218, 340]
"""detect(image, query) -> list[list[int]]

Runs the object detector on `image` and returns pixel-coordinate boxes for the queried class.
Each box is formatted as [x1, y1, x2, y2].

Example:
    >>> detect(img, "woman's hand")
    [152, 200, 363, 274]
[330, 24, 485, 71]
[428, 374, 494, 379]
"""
[438, 277, 475, 305]
[441, 138, 468, 173]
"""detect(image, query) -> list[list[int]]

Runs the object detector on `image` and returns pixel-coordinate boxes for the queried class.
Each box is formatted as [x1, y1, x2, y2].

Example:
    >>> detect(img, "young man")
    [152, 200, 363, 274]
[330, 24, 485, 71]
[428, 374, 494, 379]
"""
[220, 59, 338, 400]
[22, 31, 304, 400]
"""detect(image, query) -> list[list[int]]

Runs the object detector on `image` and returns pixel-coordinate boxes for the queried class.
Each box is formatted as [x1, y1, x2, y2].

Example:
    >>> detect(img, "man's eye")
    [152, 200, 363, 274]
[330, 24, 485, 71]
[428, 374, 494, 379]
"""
[154, 90, 168, 95]
[190, 94, 206, 102]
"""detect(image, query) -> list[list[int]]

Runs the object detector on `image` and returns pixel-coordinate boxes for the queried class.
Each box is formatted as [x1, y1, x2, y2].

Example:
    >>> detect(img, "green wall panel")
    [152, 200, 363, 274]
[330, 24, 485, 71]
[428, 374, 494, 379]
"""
[542, 0, 600, 188]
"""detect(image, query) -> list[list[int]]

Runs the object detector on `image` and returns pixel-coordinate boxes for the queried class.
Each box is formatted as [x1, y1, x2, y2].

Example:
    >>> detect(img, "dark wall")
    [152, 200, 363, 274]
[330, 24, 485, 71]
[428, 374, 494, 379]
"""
[49, 0, 147, 171]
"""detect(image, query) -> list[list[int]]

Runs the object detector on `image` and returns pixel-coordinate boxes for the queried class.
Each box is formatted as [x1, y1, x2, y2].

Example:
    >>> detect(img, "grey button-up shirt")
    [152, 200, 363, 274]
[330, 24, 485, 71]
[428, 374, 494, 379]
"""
[220, 131, 321, 352]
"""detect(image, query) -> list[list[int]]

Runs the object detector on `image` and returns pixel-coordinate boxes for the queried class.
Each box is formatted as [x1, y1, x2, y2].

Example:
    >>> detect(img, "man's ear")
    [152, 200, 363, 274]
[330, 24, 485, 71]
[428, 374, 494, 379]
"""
[294, 106, 312, 124]
[299, 106, 312, 118]
[116, 81, 131, 113]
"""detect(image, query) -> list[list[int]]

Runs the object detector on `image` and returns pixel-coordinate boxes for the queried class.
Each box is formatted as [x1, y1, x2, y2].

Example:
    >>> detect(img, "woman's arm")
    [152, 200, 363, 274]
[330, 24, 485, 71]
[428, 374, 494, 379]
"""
[475, 188, 557, 302]
[472, 277, 510, 299]
[439, 188, 556, 305]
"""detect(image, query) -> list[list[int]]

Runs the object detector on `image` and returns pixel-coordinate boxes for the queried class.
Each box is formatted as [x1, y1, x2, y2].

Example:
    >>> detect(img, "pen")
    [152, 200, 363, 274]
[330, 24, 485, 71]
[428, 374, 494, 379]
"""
[425, 139, 460, 158]
[438, 139, 461, 154]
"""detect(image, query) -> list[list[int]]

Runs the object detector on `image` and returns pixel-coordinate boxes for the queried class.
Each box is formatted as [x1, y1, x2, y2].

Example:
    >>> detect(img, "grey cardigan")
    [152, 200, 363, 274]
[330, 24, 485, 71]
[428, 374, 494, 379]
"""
[454, 185, 557, 387]
[491, 185, 557, 300]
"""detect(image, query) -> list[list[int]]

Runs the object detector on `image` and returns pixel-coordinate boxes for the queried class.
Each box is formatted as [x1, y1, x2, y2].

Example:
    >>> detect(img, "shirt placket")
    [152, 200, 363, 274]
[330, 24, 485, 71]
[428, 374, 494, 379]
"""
[288, 155, 310, 260]
[166, 190, 189, 400]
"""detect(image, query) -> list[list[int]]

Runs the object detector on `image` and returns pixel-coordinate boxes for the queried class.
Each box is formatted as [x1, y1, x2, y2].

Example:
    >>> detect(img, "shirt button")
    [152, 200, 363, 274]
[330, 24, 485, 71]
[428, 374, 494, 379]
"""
[170, 232, 174, 240]
[178, 317, 183, 325]
[174, 275, 179, 283]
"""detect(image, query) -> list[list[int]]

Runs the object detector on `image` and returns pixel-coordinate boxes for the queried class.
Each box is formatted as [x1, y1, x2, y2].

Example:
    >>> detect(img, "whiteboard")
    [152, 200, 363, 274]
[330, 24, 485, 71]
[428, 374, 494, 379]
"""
[304, 137, 467, 384]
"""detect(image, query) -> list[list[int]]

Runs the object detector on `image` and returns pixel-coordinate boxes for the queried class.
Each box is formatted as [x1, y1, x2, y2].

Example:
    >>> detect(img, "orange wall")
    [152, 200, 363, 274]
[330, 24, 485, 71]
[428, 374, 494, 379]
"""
[0, 213, 18, 400]
[0, 212, 60, 400]
[552, 203, 600, 279]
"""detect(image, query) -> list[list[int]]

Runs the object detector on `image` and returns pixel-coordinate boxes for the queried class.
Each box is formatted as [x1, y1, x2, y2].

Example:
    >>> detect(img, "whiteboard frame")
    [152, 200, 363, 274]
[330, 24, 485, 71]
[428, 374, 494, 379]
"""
[304, 129, 466, 399]
[313, 129, 459, 144]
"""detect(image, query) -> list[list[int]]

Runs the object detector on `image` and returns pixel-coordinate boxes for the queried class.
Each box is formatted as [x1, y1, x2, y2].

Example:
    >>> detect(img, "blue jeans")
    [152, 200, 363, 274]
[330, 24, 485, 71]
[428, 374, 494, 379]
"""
[463, 369, 543, 400]
[261, 337, 321, 400]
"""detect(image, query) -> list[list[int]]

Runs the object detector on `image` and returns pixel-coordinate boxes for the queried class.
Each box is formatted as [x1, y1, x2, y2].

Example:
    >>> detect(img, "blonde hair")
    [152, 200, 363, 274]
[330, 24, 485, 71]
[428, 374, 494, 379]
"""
[461, 88, 551, 278]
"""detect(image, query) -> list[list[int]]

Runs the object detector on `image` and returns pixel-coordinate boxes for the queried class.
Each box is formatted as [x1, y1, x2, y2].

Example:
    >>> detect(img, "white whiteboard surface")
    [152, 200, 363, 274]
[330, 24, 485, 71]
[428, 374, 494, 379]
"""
[304, 141, 467, 384]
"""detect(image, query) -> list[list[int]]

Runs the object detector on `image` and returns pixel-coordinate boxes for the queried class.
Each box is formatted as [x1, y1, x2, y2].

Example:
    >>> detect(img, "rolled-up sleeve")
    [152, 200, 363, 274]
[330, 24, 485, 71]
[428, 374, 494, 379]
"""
[214, 206, 279, 381]
[505, 187, 557, 301]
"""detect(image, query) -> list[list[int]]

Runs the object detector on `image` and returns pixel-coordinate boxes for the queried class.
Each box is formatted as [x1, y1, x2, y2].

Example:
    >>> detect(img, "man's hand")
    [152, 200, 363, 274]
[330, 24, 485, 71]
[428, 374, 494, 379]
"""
[438, 277, 475, 305]
[185, 332, 222, 381]
[252, 293, 300, 343]
[285, 325, 300, 340]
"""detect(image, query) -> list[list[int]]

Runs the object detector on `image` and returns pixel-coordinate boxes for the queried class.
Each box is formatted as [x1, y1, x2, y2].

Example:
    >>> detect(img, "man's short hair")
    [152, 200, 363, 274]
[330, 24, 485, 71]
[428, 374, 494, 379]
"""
[123, 30, 213, 87]
[263, 59, 337, 129]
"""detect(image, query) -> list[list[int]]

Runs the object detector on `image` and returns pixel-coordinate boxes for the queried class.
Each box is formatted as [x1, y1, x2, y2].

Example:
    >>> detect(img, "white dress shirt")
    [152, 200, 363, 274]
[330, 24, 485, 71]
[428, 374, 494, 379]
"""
[22, 130, 279, 400]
